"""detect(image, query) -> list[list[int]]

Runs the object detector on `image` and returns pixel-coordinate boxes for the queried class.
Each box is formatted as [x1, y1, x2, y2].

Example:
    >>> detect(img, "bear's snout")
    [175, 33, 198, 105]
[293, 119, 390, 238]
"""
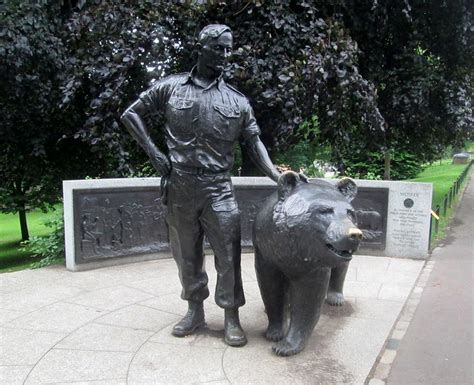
[348, 227, 363, 241]
[325, 220, 362, 254]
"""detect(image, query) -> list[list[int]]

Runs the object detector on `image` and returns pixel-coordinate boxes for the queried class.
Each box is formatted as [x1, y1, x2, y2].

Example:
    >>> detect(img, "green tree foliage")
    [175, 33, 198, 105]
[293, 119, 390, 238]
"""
[2, 0, 472, 228]
[0, 2, 108, 240]
[61, 1, 385, 175]
[0, 3, 69, 240]
[61, 1, 196, 174]
[329, 0, 473, 176]
[65, 0, 471, 179]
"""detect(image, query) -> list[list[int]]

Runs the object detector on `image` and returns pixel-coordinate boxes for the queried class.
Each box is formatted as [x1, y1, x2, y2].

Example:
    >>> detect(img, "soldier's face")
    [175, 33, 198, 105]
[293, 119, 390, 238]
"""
[200, 32, 233, 75]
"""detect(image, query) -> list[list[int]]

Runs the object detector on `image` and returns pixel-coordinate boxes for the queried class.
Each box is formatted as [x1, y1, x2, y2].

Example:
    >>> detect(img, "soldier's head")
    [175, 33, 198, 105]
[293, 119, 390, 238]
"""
[196, 24, 233, 79]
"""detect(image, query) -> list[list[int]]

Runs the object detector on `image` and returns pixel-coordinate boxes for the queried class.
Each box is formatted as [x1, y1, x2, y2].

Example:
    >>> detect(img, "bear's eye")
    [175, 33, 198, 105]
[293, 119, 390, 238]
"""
[347, 209, 356, 221]
[318, 207, 334, 214]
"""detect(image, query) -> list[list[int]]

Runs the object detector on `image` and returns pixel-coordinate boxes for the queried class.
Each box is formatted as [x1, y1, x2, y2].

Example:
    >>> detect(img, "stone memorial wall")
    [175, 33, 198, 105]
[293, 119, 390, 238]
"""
[64, 177, 431, 270]
[353, 179, 432, 259]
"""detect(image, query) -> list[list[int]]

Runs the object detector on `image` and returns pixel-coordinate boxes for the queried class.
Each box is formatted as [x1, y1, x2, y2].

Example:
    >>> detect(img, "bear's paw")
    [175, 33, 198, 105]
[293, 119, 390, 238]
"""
[272, 339, 304, 357]
[326, 291, 345, 306]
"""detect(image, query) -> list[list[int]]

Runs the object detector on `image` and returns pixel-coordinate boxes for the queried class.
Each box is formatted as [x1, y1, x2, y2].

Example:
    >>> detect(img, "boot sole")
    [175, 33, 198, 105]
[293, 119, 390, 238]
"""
[224, 335, 248, 347]
[171, 320, 205, 337]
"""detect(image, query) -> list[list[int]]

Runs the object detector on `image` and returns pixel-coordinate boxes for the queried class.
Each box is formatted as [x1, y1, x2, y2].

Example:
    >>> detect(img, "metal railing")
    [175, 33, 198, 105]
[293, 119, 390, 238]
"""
[429, 159, 473, 248]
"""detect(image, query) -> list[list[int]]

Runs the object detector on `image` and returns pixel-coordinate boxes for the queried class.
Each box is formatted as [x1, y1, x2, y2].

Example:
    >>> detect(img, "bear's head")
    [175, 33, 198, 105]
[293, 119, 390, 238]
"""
[275, 171, 362, 267]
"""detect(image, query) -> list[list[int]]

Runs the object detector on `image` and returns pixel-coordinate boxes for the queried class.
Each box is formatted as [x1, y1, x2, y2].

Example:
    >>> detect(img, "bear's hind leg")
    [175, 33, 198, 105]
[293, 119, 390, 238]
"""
[255, 249, 287, 342]
[326, 262, 349, 306]
[273, 269, 330, 356]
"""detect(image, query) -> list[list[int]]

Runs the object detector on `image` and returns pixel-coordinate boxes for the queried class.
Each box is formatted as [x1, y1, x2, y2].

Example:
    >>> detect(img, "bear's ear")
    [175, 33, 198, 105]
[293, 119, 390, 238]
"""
[336, 177, 357, 202]
[278, 171, 305, 200]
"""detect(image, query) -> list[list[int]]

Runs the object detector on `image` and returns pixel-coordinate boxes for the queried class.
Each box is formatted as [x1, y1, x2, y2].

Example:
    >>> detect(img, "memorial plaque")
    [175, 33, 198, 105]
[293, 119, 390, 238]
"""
[388, 189, 431, 256]
[354, 179, 432, 259]
[73, 187, 168, 263]
[352, 187, 389, 250]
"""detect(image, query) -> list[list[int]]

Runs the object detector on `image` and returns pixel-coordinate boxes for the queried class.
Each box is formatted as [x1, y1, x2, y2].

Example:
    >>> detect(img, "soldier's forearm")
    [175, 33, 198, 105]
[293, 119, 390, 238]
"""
[244, 136, 280, 183]
[120, 104, 170, 176]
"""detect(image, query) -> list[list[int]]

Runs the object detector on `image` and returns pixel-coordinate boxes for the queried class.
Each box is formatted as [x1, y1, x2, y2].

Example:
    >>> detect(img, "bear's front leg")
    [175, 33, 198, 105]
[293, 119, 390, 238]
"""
[273, 268, 330, 356]
[326, 261, 350, 306]
[255, 248, 287, 342]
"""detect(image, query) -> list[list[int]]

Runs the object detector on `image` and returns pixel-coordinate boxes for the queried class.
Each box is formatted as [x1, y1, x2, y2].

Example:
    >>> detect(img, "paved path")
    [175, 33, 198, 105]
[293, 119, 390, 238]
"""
[0, 252, 423, 384]
[385, 174, 473, 385]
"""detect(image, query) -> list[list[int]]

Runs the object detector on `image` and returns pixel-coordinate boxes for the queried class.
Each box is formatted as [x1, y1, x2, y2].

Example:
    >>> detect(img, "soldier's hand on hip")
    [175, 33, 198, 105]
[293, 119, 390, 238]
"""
[151, 152, 171, 176]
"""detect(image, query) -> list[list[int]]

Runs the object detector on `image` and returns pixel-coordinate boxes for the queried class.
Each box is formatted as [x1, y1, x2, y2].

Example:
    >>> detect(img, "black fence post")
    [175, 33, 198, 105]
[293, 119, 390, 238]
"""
[429, 160, 472, 249]
[435, 206, 440, 235]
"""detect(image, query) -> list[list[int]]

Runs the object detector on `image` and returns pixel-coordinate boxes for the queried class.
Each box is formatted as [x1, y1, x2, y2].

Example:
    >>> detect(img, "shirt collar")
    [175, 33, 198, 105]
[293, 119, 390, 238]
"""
[181, 66, 225, 91]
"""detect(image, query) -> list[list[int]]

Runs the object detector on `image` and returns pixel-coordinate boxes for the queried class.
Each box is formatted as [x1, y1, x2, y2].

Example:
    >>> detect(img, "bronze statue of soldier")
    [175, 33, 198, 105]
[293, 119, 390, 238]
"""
[121, 24, 280, 347]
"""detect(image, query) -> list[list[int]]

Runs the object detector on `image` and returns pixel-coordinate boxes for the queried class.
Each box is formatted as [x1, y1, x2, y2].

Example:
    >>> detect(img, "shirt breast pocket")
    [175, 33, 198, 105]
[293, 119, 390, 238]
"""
[166, 97, 195, 133]
[212, 104, 241, 142]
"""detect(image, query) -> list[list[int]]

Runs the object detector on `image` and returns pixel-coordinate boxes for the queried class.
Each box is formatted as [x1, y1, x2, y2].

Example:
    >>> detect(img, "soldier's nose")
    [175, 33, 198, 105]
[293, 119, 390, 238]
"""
[348, 228, 363, 241]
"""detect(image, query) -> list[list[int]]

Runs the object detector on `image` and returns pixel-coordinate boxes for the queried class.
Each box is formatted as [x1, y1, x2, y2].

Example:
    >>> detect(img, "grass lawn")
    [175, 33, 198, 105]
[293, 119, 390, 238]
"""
[409, 159, 472, 246]
[408, 159, 470, 208]
[0, 206, 61, 273]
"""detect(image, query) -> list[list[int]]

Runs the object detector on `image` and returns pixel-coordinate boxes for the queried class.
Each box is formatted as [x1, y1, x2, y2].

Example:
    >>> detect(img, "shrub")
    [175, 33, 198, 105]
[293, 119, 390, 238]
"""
[341, 151, 423, 180]
[274, 115, 334, 177]
[22, 209, 65, 268]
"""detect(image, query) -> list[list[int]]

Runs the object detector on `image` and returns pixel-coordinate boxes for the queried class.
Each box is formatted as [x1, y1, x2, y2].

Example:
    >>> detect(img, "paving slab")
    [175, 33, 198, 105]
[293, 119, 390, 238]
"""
[24, 349, 133, 384]
[385, 173, 474, 385]
[5, 302, 105, 333]
[0, 253, 423, 384]
[0, 328, 66, 366]
[0, 365, 32, 385]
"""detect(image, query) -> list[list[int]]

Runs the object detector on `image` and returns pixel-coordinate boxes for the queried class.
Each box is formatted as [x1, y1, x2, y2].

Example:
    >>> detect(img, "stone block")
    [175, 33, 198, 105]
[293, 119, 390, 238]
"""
[64, 177, 432, 271]
[354, 179, 432, 259]
[452, 152, 470, 164]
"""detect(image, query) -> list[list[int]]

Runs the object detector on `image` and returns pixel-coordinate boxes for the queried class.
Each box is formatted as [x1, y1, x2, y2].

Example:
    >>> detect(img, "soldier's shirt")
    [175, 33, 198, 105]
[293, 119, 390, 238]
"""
[138, 68, 260, 173]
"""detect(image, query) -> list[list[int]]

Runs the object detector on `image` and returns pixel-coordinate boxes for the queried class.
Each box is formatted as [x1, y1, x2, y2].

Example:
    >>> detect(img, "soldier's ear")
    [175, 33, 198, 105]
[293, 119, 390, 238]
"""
[278, 171, 304, 200]
[195, 42, 202, 56]
[336, 177, 358, 202]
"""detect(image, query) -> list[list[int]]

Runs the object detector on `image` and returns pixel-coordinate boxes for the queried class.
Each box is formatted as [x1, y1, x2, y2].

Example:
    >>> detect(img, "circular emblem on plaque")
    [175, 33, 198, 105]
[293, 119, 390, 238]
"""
[403, 198, 414, 208]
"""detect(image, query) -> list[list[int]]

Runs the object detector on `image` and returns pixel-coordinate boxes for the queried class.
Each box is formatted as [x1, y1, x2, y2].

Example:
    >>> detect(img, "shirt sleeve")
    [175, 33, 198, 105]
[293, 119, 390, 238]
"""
[241, 101, 261, 141]
[138, 76, 174, 116]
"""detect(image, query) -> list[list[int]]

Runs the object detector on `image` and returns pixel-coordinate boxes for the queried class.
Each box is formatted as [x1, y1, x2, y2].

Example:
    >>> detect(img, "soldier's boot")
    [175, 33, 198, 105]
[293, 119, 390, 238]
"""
[224, 308, 247, 347]
[172, 301, 205, 337]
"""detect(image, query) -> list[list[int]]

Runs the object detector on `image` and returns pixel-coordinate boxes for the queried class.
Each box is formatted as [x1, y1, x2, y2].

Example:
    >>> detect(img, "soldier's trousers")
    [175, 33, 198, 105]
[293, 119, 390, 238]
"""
[166, 168, 245, 309]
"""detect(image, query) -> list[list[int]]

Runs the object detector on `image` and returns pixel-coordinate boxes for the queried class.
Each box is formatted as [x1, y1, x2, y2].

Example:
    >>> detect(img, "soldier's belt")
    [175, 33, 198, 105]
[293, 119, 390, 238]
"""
[172, 164, 230, 176]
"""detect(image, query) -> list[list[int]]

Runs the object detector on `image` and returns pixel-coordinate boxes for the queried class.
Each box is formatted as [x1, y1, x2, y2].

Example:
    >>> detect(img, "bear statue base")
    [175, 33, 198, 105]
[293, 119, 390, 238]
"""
[253, 171, 362, 356]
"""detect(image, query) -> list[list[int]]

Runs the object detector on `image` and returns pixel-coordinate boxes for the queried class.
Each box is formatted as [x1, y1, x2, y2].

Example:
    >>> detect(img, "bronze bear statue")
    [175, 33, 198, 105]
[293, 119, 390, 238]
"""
[253, 171, 362, 356]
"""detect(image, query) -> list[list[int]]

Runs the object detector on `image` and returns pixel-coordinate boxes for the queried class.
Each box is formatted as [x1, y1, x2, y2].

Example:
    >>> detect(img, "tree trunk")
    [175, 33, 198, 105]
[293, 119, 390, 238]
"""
[18, 204, 29, 241]
[384, 151, 391, 180]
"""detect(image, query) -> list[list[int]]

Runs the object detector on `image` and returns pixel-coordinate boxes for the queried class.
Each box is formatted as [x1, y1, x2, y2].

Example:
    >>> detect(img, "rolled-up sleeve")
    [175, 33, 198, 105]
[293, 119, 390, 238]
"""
[241, 102, 261, 141]
[138, 77, 173, 116]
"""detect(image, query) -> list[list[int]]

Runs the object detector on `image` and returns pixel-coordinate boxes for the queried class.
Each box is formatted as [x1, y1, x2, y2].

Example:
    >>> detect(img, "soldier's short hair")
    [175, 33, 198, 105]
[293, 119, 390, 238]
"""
[198, 24, 232, 45]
